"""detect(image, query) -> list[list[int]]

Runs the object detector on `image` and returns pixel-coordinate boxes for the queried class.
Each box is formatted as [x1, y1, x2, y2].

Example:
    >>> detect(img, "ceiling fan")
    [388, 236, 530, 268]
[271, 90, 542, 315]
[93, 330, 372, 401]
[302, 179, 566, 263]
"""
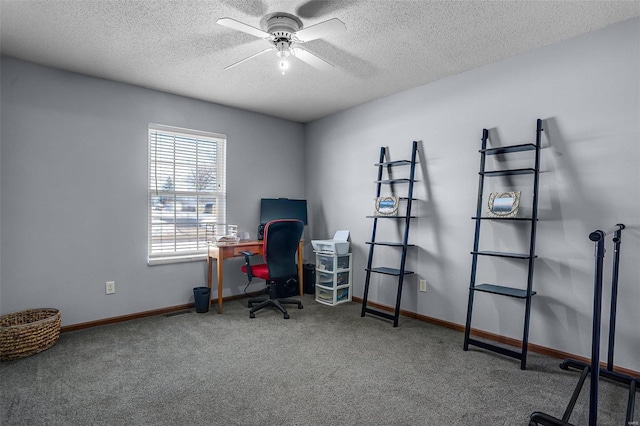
[216, 12, 346, 72]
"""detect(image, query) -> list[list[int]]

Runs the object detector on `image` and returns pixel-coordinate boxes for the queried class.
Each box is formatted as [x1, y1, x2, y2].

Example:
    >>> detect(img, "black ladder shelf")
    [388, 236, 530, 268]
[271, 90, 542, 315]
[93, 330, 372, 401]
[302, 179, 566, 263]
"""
[361, 141, 418, 327]
[463, 119, 542, 369]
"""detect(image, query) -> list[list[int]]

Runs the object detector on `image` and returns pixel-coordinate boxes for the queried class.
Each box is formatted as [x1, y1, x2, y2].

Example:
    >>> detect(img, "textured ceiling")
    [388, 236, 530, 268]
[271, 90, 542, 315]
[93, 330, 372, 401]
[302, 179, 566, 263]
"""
[1, 1, 639, 123]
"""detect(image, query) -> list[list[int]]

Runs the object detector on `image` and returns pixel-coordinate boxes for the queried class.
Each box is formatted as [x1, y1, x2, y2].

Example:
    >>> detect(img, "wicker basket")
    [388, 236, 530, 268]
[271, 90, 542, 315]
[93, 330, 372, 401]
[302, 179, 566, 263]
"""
[0, 308, 61, 361]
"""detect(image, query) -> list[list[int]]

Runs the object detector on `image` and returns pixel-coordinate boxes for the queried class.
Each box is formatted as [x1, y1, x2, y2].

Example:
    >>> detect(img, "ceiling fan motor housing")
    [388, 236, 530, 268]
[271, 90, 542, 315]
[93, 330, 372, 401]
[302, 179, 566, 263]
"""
[265, 13, 301, 58]
[265, 13, 301, 39]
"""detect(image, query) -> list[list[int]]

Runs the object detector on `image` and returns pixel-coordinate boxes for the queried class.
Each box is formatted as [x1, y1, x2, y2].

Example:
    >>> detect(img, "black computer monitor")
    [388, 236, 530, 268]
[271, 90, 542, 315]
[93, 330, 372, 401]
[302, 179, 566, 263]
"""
[260, 198, 308, 225]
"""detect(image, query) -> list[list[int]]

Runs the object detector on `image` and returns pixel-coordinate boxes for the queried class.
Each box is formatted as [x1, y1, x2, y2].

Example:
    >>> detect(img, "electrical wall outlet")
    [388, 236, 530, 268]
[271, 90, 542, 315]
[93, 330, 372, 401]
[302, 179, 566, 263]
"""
[105, 281, 115, 295]
[419, 279, 427, 293]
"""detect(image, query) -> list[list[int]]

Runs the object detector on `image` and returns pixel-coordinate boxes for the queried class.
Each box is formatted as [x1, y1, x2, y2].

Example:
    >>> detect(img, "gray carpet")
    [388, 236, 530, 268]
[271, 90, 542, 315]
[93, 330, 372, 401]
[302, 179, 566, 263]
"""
[1, 295, 635, 425]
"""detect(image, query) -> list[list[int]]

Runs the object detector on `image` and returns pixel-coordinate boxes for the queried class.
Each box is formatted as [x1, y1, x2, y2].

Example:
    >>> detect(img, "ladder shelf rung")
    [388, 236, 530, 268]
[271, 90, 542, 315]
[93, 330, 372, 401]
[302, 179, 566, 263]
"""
[374, 160, 413, 167]
[481, 168, 536, 177]
[366, 267, 414, 276]
[366, 241, 415, 247]
[363, 307, 396, 321]
[375, 178, 414, 184]
[472, 216, 537, 221]
[480, 143, 537, 155]
[466, 338, 523, 361]
[366, 215, 416, 219]
[471, 250, 535, 259]
[472, 284, 536, 299]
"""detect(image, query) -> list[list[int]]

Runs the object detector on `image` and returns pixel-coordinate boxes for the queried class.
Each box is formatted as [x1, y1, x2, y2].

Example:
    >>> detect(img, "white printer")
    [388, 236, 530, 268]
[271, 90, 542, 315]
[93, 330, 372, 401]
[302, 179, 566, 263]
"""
[311, 230, 350, 255]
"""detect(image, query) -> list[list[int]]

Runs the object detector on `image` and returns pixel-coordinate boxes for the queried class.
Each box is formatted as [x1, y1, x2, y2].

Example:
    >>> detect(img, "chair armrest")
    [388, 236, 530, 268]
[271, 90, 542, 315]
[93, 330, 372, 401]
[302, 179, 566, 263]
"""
[240, 251, 255, 280]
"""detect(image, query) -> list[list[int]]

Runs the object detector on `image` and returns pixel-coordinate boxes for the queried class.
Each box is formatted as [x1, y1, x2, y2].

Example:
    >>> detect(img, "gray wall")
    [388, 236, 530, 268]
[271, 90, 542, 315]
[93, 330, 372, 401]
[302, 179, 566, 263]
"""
[1, 18, 638, 374]
[0, 57, 305, 325]
[305, 18, 640, 372]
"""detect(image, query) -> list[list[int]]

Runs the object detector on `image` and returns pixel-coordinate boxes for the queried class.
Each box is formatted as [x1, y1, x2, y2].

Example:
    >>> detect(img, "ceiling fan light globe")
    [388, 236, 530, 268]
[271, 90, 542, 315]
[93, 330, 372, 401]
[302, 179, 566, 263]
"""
[279, 60, 289, 76]
[276, 41, 291, 58]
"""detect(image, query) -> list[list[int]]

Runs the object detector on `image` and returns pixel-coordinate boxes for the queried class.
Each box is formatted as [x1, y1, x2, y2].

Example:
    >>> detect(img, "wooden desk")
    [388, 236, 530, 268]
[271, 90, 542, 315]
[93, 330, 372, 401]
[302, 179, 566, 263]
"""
[207, 240, 304, 314]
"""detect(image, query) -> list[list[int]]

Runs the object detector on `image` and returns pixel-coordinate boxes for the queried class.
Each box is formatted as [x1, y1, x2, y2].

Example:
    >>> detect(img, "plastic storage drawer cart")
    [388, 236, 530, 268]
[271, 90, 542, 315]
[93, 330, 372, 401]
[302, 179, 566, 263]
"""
[315, 253, 352, 306]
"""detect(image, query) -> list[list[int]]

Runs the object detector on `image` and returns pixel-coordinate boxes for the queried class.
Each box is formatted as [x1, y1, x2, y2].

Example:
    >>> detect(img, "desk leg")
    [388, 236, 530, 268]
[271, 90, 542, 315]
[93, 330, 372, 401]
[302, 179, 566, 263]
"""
[207, 255, 212, 294]
[217, 255, 224, 314]
[297, 241, 304, 296]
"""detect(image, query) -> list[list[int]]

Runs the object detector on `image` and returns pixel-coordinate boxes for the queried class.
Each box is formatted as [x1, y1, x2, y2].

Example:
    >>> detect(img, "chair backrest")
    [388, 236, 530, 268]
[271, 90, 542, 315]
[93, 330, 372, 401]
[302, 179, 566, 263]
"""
[263, 219, 304, 280]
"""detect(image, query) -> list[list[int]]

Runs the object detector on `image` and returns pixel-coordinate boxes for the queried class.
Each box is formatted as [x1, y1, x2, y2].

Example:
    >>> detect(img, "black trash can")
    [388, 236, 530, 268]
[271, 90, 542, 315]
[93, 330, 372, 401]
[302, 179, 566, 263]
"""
[193, 287, 211, 313]
[303, 264, 315, 294]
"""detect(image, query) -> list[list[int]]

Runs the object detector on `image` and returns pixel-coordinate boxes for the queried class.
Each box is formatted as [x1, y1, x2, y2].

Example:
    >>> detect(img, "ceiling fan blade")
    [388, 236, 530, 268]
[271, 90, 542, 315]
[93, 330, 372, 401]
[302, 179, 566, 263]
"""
[224, 47, 275, 70]
[296, 1, 349, 19]
[292, 47, 335, 71]
[294, 18, 346, 42]
[216, 17, 272, 39]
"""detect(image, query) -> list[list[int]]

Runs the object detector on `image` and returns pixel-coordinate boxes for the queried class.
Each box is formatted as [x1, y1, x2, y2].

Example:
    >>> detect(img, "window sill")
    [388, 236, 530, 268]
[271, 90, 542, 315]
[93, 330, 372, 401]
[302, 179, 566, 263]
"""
[148, 253, 207, 266]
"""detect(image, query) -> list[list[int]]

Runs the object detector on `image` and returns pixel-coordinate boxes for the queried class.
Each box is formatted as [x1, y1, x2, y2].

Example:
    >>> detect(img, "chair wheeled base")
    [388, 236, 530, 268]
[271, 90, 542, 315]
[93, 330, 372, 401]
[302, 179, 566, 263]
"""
[247, 292, 303, 319]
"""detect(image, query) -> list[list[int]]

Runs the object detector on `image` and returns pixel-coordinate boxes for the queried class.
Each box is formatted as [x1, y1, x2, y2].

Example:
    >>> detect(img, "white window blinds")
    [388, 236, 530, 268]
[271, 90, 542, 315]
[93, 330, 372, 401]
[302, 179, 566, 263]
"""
[148, 124, 226, 263]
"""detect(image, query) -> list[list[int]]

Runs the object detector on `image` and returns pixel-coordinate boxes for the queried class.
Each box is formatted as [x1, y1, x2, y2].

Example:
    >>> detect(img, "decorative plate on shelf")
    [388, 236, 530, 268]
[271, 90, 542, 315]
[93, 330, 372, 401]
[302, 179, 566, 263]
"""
[487, 191, 521, 218]
[374, 196, 399, 216]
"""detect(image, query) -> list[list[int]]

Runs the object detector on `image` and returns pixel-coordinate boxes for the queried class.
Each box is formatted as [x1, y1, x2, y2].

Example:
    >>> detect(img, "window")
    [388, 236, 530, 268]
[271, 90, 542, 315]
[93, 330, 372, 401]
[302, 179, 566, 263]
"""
[148, 124, 226, 264]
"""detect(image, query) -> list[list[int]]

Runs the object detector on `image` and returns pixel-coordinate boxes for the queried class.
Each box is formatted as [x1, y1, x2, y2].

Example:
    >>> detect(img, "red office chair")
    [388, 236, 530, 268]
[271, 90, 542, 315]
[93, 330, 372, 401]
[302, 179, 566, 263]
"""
[241, 219, 304, 319]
